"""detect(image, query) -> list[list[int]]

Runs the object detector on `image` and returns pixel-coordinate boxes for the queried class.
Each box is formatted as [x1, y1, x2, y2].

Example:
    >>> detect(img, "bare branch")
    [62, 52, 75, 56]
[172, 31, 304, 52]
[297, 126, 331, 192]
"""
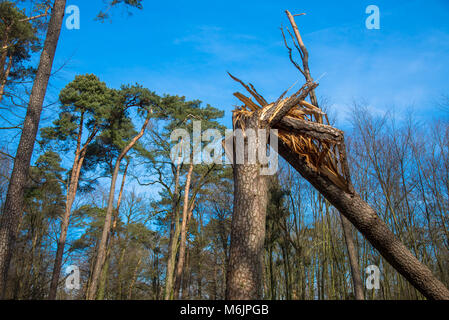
[19, 5, 50, 22]
[280, 27, 304, 76]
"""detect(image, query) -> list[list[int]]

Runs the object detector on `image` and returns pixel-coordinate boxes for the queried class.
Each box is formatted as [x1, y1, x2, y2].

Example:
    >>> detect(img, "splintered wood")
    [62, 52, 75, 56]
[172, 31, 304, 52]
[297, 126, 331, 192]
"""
[230, 73, 350, 191]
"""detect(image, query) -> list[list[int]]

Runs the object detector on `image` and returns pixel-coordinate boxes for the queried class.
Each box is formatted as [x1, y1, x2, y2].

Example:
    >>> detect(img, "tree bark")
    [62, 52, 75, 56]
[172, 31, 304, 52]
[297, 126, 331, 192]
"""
[173, 160, 194, 299]
[86, 113, 150, 300]
[164, 149, 182, 300]
[164, 209, 181, 300]
[226, 115, 268, 300]
[181, 247, 190, 299]
[0, 0, 66, 298]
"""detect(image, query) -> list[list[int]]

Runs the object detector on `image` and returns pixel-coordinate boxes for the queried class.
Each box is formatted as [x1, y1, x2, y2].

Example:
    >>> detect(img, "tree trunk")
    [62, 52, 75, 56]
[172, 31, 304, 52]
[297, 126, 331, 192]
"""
[340, 214, 364, 300]
[173, 161, 194, 299]
[152, 251, 160, 299]
[226, 115, 268, 300]
[181, 247, 190, 299]
[127, 257, 142, 300]
[96, 158, 129, 300]
[164, 215, 181, 300]
[0, 0, 66, 298]
[268, 244, 275, 299]
[116, 242, 127, 299]
[86, 113, 150, 300]
[164, 144, 183, 300]
[281, 238, 291, 299]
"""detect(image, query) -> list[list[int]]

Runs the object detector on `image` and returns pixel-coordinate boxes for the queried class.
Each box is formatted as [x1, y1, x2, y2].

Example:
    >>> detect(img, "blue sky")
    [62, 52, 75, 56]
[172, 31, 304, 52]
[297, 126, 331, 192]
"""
[40, 0, 449, 131]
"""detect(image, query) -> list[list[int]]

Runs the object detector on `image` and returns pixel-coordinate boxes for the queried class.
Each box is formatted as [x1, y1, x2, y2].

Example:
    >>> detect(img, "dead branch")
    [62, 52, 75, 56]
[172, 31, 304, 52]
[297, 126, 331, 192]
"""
[227, 72, 267, 107]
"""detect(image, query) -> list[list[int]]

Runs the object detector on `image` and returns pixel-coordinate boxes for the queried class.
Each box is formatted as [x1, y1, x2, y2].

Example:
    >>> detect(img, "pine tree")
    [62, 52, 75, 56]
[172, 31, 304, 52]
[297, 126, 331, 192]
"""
[41, 74, 114, 299]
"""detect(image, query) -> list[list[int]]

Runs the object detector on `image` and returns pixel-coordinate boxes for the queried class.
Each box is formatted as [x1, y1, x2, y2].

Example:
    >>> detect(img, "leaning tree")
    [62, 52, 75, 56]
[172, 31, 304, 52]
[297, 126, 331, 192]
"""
[226, 10, 449, 300]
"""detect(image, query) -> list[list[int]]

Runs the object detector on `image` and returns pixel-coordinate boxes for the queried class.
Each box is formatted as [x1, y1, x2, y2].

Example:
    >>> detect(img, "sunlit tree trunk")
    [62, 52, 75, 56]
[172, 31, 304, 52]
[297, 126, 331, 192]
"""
[0, 0, 66, 298]
[173, 160, 193, 298]
[96, 159, 129, 300]
[226, 115, 268, 299]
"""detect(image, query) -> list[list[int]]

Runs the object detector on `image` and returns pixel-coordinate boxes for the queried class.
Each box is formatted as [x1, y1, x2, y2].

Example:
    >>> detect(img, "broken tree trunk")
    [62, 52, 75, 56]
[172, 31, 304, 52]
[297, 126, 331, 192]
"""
[226, 83, 316, 299]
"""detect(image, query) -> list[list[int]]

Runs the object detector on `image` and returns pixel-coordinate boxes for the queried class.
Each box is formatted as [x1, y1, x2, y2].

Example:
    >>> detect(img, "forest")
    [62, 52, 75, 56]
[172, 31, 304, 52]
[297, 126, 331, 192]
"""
[0, 0, 448, 301]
